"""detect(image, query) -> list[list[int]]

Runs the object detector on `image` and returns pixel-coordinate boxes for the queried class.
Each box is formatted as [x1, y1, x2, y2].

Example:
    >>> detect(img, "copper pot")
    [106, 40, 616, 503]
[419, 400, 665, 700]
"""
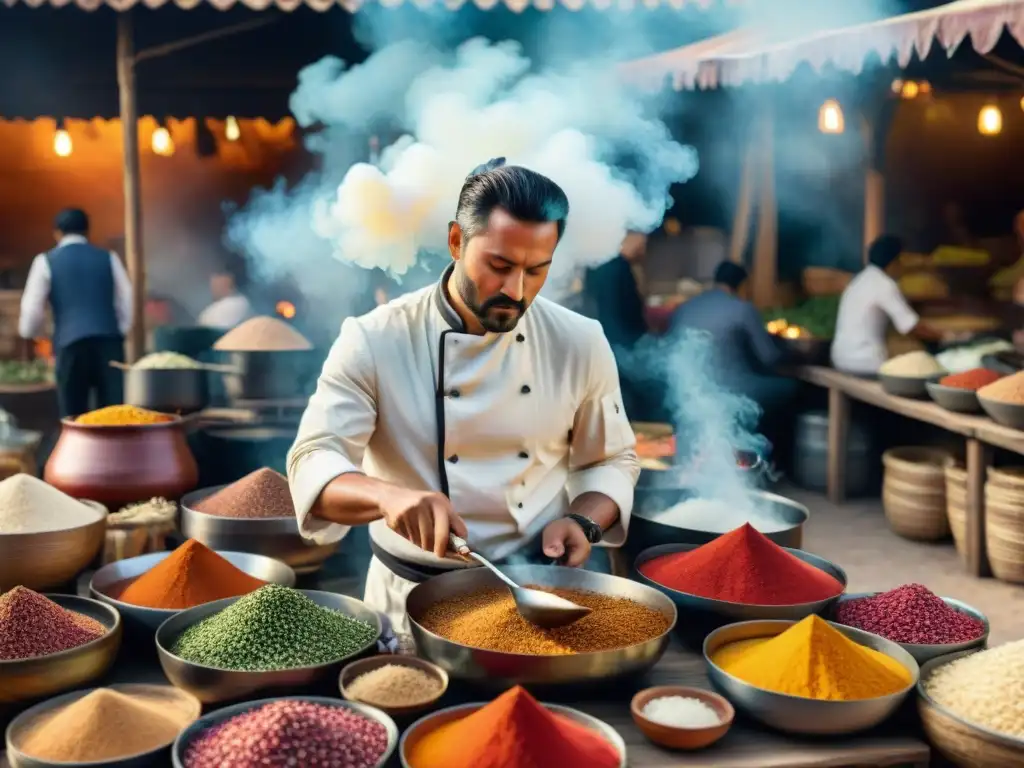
[44, 417, 198, 508]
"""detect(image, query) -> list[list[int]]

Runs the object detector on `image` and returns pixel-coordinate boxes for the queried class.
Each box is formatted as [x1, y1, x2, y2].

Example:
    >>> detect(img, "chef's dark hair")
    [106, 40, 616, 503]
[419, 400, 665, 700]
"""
[54, 208, 89, 236]
[454, 158, 569, 243]
[868, 235, 903, 270]
[714, 261, 748, 290]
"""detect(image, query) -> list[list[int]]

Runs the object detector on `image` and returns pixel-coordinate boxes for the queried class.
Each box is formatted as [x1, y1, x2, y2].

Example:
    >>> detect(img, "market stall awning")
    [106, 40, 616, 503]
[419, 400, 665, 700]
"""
[620, 0, 1024, 90]
[3, 0, 724, 11]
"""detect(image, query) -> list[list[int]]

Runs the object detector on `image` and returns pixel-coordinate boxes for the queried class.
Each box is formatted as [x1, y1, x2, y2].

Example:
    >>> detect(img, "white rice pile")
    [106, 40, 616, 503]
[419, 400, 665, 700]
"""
[650, 497, 792, 534]
[924, 640, 1024, 737]
[0, 474, 103, 534]
[879, 351, 944, 378]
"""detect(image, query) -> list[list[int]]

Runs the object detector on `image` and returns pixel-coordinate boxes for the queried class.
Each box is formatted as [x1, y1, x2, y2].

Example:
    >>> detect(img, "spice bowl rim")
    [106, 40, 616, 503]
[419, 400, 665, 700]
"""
[703, 618, 919, 735]
[633, 542, 848, 614]
[180, 486, 302, 526]
[831, 592, 989, 662]
[629, 685, 734, 750]
[399, 701, 626, 768]
[170, 695, 398, 768]
[339, 655, 449, 716]
[0, 593, 121, 669]
[916, 648, 1024, 751]
[0, 499, 108, 542]
[59, 414, 186, 431]
[6, 683, 202, 768]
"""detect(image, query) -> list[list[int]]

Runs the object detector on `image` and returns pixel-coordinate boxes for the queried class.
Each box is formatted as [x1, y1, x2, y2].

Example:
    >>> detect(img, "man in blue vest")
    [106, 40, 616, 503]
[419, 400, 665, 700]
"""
[18, 209, 133, 417]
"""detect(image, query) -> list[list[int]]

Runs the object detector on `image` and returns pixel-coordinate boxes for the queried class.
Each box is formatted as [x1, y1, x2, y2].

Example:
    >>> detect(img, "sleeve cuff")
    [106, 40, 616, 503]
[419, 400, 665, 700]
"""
[290, 450, 359, 546]
[566, 465, 635, 548]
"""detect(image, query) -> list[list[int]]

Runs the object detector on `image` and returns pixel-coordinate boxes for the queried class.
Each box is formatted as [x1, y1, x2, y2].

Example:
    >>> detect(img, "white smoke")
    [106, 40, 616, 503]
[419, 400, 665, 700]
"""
[231, 37, 697, 302]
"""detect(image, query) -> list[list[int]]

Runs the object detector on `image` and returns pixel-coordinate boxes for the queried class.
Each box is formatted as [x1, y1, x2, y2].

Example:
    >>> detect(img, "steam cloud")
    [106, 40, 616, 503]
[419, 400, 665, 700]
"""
[228, 37, 698, 303]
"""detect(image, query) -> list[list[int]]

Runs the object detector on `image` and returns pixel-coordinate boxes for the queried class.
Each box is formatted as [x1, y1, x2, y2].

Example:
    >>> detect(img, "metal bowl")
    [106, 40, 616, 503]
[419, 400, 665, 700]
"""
[831, 592, 989, 665]
[879, 372, 942, 399]
[406, 565, 676, 686]
[780, 336, 832, 366]
[978, 396, 1024, 429]
[172, 696, 398, 768]
[179, 487, 338, 575]
[0, 594, 122, 704]
[89, 549, 296, 634]
[155, 589, 382, 704]
[7, 684, 201, 768]
[400, 702, 626, 768]
[630, 489, 808, 555]
[704, 619, 919, 735]
[917, 649, 1024, 768]
[926, 382, 983, 414]
[634, 542, 846, 621]
[125, 367, 209, 415]
[340, 655, 449, 717]
[0, 501, 107, 592]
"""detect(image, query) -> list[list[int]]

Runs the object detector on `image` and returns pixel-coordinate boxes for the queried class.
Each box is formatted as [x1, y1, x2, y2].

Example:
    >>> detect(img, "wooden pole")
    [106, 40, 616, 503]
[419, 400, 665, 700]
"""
[117, 13, 145, 363]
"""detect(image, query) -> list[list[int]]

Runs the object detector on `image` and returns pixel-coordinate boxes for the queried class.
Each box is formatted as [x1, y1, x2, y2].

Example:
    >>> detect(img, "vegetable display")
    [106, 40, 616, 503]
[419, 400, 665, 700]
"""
[762, 296, 840, 340]
[0, 360, 52, 385]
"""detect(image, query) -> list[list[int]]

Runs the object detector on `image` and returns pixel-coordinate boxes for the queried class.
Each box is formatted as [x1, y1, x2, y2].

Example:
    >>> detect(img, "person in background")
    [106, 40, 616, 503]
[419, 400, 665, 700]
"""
[669, 261, 797, 424]
[196, 269, 253, 329]
[832, 235, 941, 376]
[18, 208, 132, 417]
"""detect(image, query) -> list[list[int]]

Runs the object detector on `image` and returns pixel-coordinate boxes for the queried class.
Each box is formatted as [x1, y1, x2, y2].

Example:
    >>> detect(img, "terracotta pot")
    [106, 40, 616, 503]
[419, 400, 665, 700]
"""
[44, 417, 198, 508]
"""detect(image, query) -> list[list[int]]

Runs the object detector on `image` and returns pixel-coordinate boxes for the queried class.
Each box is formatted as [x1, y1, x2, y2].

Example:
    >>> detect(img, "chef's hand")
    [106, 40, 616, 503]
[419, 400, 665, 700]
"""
[542, 518, 591, 567]
[379, 487, 468, 559]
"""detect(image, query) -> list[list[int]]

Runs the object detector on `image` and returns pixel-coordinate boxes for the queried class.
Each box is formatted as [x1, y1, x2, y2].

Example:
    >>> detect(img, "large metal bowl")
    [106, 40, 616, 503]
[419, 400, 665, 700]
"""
[926, 382, 983, 414]
[400, 702, 626, 768]
[879, 373, 942, 399]
[406, 565, 676, 686]
[172, 696, 398, 768]
[704, 619, 919, 735]
[978, 396, 1024, 430]
[832, 592, 989, 665]
[7, 684, 201, 768]
[0, 594, 122, 704]
[155, 589, 382, 704]
[634, 542, 846, 621]
[179, 486, 338, 574]
[629, 489, 808, 556]
[0, 501, 107, 592]
[90, 549, 296, 634]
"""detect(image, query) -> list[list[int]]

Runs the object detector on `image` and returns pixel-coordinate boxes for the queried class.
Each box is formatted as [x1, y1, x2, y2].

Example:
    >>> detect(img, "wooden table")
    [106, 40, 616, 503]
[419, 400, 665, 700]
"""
[792, 365, 1024, 577]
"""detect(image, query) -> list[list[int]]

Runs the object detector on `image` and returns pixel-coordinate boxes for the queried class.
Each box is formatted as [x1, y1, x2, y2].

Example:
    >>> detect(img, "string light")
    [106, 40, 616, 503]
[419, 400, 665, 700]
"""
[225, 116, 240, 142]
[900, 81, 919, 99]
[152, 124, 175, 156]
[978, 105, 1002, 136]
[53, 119, 72, 158]
[891, 79, 903, 94]
[818, 99, 844, 134]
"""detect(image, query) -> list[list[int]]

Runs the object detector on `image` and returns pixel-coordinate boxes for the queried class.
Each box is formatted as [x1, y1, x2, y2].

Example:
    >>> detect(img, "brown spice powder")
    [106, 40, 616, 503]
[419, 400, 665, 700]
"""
[194, 468, 294, 519]
[418, 586, 671, 655]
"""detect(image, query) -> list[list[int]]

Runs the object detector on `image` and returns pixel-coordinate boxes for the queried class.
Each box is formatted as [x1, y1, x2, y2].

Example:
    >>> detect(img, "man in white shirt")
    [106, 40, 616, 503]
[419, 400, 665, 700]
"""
[19, 209, 132, 417]
[832, 235, 938, 375]
[287, 159, 639, 634]
[196, 270, 253, 329]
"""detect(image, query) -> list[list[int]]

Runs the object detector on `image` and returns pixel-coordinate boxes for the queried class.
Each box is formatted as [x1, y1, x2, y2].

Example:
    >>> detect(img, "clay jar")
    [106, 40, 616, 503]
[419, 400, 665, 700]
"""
[44, 417, 198, 508]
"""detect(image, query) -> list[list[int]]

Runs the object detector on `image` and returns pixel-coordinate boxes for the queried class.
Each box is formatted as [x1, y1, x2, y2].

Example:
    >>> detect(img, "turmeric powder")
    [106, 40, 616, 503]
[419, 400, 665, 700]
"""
[75, 405, 174, 426]
[710, 615, 912, 701]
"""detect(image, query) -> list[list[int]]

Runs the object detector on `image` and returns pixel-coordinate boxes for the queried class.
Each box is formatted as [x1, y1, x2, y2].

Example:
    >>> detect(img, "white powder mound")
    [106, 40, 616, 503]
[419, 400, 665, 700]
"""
[0, 474, 102, 534]
[879, 351, 944, 377]
[925, 640, 1024, 737]
[651, 497, 792, 534]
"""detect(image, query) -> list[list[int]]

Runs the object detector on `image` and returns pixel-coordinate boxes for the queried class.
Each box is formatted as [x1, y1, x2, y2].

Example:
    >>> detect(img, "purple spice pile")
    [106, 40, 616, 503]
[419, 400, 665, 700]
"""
[184, 700, 389, 768]
[835, 583, 985, 645]
[0, 586, 106, 660]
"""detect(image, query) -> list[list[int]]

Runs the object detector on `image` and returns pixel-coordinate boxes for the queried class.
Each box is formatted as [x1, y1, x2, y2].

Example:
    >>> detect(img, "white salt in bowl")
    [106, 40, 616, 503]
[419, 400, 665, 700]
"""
[631, 686, 733, 750]
[339, 656, 449, 717]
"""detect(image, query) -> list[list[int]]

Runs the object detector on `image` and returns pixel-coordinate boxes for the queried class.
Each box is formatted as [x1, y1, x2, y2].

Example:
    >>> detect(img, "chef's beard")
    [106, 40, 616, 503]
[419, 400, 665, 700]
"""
[453, 263, 527, 333]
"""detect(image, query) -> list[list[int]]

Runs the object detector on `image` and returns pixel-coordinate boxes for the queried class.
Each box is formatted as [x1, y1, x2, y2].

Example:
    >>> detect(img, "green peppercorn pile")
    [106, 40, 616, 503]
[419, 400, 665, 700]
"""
[171, 585, 377, 671]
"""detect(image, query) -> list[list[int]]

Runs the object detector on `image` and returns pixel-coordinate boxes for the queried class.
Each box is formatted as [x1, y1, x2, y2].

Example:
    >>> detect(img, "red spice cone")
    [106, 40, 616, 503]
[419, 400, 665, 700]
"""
[639, 523, 843, 605]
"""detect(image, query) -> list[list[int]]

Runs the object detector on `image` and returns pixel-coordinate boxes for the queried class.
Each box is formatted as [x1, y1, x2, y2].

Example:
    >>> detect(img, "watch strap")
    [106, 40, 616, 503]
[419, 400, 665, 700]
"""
[567, 513, 603, 544]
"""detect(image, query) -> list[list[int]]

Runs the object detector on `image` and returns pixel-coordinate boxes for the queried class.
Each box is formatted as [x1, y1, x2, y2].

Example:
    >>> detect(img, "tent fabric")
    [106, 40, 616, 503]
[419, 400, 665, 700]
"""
[620, 0, 1024, 90]
[3, 0, 718, 11]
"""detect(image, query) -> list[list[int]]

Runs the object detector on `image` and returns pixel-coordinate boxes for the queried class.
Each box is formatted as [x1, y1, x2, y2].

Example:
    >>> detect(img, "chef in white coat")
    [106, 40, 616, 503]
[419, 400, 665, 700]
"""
[287, 159, 639, 634]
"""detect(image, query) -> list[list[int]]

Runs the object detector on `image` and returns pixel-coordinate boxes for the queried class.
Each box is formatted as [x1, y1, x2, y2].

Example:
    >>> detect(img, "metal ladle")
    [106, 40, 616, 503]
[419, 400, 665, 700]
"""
[449, 533, 592, 629]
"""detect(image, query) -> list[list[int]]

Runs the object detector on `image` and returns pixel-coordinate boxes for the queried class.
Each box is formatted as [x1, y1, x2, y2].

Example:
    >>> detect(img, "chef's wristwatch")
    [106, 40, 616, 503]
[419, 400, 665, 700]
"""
[567, 513, 603, 544]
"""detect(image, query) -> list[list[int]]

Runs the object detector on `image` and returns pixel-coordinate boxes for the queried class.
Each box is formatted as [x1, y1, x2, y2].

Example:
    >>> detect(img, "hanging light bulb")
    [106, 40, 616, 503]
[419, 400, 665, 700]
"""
[890, 79, 903, 94]
[919, 81, 932, 95]
[900, 81, 919, 100]
[152, 123, 175, 156]
[53, 119, 72, 158]
[978, 104, 1003, 136]
[818, 99, 844, 134]
[225, 116, 240, 142]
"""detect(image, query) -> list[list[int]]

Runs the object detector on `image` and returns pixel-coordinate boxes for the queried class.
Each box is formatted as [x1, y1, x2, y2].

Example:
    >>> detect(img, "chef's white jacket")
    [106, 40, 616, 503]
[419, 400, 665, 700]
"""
[287, 267, 640, 632]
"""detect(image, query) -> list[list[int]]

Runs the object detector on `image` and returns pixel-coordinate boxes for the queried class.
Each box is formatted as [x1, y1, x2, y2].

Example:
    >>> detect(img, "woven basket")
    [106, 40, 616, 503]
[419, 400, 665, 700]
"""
[984, 495, 1024, 584]
[919, 694, 1024, 768]
[945, 463, 968, 558]
[988, 466, 1024, 491]
[882, 448, 953, 541]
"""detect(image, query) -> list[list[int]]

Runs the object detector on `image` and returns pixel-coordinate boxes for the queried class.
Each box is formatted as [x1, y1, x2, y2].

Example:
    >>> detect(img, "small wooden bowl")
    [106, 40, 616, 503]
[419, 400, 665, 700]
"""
[631, 686, 733, 750]
[340, 655, 448, 717]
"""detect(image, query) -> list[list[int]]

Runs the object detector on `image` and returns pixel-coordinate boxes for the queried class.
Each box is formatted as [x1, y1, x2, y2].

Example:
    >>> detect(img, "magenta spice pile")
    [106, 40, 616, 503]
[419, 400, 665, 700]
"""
[835, 583, 986, 645]
[184, 700, 389, 768]
[0, 586, 106, 660]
